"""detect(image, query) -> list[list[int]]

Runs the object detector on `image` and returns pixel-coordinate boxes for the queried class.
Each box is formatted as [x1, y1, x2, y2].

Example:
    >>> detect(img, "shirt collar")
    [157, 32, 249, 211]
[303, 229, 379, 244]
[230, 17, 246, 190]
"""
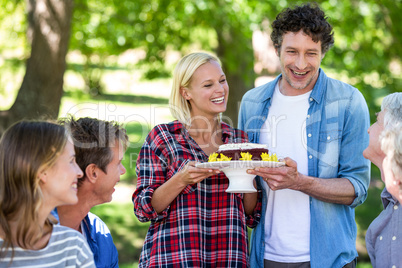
[381, 187, 399, 208]
[170, 120, 235, 142]
[82, 214, 96, 242]
[262, 68, 326, 104]
[309, 68, 326, 104]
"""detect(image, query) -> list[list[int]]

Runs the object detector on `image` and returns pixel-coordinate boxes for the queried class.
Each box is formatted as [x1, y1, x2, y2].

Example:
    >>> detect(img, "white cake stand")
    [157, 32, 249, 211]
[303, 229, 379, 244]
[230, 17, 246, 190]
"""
[196, 160, 285, 194]
[221, 167, 257, 193]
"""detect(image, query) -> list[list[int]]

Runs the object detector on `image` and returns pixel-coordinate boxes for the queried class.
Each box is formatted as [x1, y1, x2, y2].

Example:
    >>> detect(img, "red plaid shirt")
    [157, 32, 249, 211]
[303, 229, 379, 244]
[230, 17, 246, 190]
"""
[133, 121, 262, 267]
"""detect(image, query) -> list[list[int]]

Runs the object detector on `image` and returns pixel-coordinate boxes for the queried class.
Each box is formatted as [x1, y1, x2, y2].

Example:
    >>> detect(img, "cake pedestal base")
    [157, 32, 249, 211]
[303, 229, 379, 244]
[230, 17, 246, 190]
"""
[221, 168, 257, 193]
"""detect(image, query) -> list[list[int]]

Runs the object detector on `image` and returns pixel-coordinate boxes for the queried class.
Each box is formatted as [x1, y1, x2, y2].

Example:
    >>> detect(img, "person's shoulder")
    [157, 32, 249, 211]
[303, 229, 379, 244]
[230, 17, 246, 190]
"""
[325, 76, 362, 97]
[148, 121, 183, 136]
[86, 212, 112, 234]
[242, 80, 276, 102]
[52, 225, 86, 241]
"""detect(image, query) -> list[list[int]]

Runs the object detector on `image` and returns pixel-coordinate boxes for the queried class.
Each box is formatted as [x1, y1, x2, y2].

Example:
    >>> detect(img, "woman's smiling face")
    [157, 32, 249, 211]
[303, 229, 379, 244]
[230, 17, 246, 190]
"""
[40, 140, 83, 207]
[182, 60, 228, 119]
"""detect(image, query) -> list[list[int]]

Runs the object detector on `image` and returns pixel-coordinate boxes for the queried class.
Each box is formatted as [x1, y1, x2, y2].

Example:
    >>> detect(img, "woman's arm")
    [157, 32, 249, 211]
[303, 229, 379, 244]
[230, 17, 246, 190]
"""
[151, 162, 219, 213]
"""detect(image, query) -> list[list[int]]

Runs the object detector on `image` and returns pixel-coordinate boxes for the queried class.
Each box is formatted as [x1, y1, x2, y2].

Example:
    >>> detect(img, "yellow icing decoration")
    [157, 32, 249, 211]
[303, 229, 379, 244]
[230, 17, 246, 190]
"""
[260, 152, 271, 161]
[240, 152, 253, 161]
[260, 152, 278, 162]
[217, 154, 232, 161]
[208, 153, 219, 162]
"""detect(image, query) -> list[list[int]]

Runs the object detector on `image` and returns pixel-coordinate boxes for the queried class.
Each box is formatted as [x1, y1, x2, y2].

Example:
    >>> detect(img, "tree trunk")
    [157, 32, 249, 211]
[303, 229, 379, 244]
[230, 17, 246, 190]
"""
[216, 27, 255, 128]
[0, 0, 73, 135]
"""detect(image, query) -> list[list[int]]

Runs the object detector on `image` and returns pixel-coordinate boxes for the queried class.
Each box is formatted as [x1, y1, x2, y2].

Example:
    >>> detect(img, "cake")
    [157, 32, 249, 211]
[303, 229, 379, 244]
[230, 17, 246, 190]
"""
[208, 143, 278, 162]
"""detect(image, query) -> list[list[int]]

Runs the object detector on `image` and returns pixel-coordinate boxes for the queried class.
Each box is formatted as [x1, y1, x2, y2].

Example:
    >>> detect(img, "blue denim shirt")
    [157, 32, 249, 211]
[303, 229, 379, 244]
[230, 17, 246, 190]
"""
[238, 69, 370, 268]
[52, 209, 119, 268]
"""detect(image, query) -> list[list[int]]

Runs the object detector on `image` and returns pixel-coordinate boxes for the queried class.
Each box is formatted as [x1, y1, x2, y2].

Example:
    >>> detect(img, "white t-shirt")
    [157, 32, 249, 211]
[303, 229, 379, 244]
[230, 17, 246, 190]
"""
[259, 82, 311, 262]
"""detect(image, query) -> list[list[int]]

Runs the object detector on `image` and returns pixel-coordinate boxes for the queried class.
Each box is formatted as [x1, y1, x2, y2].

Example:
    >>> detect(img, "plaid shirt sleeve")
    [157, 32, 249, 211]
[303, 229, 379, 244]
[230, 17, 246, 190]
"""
[246, 190, 262, 228]
[132, 124, 173, 223]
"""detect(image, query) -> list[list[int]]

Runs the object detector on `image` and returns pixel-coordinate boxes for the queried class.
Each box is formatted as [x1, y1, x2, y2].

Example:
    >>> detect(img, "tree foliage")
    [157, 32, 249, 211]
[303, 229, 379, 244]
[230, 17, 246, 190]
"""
[68, 0, 402, 123]
[0, 0, 401, 131]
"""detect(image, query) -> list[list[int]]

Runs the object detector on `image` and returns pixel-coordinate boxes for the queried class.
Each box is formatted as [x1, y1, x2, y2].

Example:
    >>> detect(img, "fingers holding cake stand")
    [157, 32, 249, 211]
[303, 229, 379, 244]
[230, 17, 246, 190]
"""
[196, 161, 285, 193]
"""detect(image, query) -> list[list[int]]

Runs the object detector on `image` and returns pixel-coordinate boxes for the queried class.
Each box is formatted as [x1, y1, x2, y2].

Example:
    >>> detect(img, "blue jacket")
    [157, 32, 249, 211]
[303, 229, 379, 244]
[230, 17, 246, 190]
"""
[238, 69, 370, 268]
[52, 209, 119, 268]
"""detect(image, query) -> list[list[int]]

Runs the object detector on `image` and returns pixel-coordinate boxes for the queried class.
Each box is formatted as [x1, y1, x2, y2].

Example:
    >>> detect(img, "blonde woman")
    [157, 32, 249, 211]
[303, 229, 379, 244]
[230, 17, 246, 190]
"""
[133, 52, 261, 267]
[0, 121, 95, 267]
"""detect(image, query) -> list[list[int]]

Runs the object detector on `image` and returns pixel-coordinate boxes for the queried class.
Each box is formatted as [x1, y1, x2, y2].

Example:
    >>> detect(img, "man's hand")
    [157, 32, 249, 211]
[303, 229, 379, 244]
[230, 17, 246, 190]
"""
[247, 157, 305, 191]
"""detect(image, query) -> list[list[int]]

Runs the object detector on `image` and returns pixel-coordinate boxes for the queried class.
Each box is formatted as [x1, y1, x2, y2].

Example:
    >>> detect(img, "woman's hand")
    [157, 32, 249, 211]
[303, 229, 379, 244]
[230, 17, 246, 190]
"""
[176, 161, 221, 187]
[151, 161, 220, 213]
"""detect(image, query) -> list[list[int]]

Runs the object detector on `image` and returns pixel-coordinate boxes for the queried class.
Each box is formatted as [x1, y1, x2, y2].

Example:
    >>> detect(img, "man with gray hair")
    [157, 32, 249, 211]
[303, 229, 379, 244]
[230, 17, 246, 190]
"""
[364, 92, 402, 267]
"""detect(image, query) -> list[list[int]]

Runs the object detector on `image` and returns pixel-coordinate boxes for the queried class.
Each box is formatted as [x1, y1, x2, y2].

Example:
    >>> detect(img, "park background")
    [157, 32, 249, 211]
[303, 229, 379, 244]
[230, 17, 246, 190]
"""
[0, 0, 401, 267]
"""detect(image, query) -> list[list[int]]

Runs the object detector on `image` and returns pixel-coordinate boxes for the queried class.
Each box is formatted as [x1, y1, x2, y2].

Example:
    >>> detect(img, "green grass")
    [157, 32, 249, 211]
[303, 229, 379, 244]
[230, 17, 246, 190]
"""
[90, 203, 150, 265]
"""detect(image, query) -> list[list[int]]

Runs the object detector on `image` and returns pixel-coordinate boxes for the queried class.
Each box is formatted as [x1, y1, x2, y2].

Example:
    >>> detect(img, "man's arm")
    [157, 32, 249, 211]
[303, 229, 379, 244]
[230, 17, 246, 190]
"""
[248, 157, 355, 205]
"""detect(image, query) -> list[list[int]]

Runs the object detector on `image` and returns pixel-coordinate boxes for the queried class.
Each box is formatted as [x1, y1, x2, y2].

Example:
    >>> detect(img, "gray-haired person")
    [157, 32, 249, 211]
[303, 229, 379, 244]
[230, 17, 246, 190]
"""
[363, 92, 402, 267]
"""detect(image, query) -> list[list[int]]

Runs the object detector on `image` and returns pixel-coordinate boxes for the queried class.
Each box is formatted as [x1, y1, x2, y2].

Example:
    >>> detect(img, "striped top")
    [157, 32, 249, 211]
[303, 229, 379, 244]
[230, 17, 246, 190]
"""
[0, 225, 95, 267]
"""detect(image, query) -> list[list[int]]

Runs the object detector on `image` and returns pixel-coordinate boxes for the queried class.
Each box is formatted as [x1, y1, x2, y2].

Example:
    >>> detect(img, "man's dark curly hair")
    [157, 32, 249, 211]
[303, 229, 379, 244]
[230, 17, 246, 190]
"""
[271, 2, 334, 54]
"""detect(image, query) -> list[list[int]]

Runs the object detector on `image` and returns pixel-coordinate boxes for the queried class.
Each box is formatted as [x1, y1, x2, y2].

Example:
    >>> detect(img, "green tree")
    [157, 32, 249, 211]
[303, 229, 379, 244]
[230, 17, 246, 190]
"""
[0, 0, 73, 134]
[0, 0, 401, 133]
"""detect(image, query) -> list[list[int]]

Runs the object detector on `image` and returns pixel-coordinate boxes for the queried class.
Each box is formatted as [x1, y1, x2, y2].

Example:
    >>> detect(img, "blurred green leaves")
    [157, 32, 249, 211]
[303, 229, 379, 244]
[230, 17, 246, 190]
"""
[1, 0, 400, 119]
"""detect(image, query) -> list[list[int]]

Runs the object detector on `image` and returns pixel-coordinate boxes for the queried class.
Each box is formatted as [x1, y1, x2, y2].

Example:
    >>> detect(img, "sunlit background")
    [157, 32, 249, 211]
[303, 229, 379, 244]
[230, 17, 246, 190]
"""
[1, 0, 401, 267]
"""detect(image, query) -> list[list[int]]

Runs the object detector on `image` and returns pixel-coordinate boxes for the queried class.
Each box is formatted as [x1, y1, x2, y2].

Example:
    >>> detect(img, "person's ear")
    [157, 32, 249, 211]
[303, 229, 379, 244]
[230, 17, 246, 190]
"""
[275, 47, 280, 57]
[180, 87, 191, 100]
[85, 163, 98, 183]
[38, 168, 48, 183]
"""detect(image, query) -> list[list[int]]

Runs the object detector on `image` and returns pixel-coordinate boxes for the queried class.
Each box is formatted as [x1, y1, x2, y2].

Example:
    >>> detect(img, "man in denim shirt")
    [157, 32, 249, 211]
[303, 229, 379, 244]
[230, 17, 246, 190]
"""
[55, 117, 129, 268]
[238, 3, 370, 268]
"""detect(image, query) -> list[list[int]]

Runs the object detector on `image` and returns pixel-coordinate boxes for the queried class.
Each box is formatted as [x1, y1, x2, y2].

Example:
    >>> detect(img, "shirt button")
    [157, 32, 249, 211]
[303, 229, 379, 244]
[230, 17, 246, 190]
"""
[308, 133, 312, 137]
[309, 97, 313, 101]
[379, 236, 383, 240]
[309, 155, 312, 159]
[392, 236, 396, 240]
[394, 205, 398, 210]
[307, 114, 310, 119]
[392, 266, 396, 268]
[327, 136, 331, 140]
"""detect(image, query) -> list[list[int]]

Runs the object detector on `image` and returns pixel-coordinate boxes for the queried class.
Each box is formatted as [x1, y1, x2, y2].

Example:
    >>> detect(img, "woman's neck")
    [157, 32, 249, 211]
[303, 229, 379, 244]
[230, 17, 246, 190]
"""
[186, 115, 223, 155]
[187, 116, 220, 138]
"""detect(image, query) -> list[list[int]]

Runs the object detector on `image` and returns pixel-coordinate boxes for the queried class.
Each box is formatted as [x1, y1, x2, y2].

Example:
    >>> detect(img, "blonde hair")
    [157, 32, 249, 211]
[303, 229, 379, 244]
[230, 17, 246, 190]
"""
[169, 52, 221, 125]
[0, 121, 68, 260]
